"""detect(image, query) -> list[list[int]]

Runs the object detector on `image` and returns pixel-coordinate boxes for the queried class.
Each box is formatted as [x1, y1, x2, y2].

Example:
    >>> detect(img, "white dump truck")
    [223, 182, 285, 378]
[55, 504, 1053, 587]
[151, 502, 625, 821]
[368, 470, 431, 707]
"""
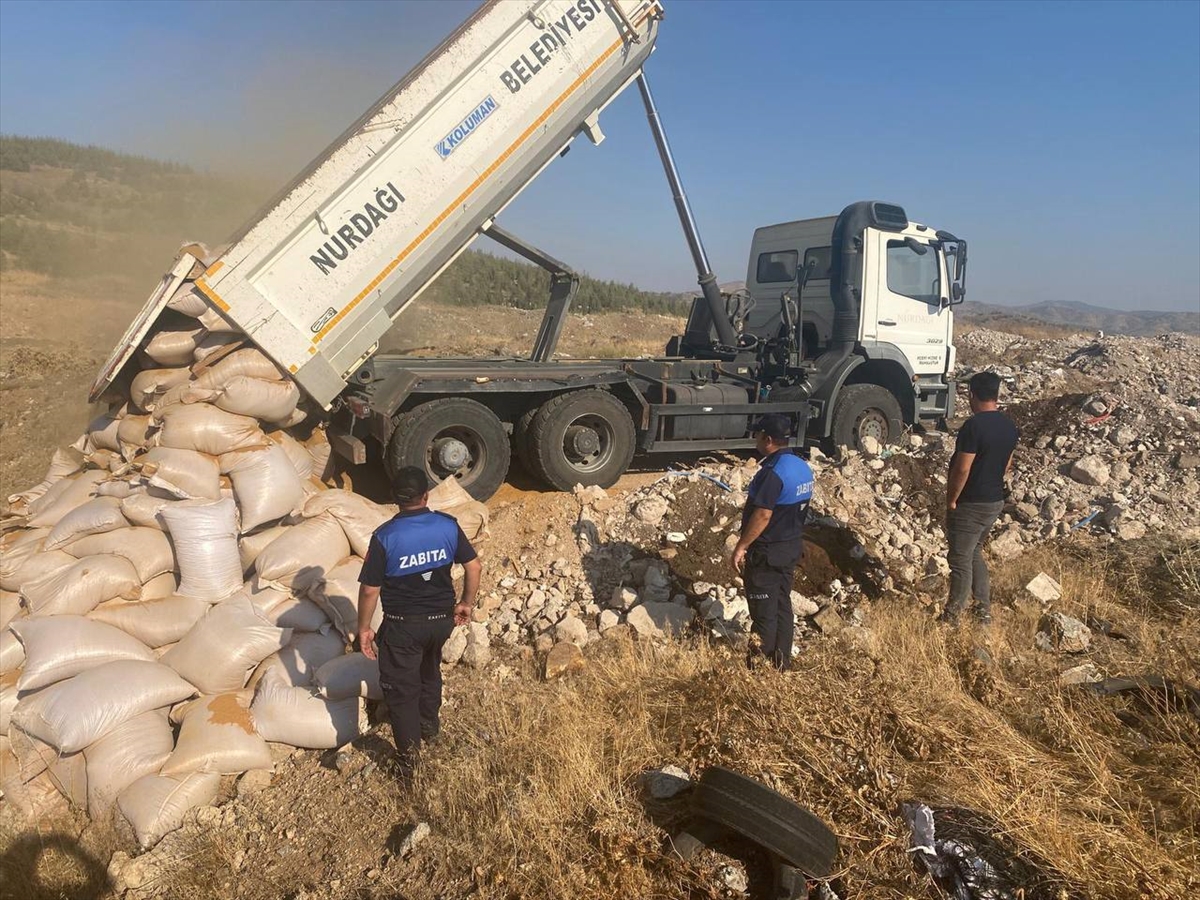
[93, 0, 966, 500]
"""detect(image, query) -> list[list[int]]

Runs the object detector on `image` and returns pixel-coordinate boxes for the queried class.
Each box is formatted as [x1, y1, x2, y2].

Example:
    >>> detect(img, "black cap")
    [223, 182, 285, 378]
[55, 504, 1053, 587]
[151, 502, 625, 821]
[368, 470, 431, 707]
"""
[751, 413, 792, 441]
[392, 466, 431, 504]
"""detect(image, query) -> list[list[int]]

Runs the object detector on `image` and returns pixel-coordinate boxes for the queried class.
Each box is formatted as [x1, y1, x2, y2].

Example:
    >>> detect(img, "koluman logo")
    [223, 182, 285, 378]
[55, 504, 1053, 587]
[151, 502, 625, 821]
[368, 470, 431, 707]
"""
[435, 96, 498, 160]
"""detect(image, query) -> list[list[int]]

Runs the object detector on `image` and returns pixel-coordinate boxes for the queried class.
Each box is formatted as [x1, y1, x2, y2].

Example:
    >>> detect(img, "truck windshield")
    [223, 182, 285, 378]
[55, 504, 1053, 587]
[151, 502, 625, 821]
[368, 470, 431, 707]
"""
[886, 239, 940, 304]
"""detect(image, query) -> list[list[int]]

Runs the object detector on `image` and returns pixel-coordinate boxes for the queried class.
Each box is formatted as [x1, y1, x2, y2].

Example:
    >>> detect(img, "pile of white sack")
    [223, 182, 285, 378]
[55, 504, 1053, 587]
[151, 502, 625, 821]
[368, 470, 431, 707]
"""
[0, 276, 489, 849]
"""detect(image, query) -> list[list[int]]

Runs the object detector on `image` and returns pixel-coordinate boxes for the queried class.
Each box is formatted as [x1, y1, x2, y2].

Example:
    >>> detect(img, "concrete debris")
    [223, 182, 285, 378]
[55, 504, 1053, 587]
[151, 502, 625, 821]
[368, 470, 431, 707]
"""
[1024, 572, 1063, 605]
[396, 821, 431, 857]
[642, 764, 691, 799]
[1060, 662, 1104, 686]
[1035, 612, 1093, 653]
[1070, 455, 1111, 486]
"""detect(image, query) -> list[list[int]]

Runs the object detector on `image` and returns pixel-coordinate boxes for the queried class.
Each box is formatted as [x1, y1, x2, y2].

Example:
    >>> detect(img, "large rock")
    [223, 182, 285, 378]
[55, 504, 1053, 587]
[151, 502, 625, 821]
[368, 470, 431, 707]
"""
[1069, 455, 1110, 486]
[626, 602, 693, 638]
[790, 591, 820, 618]
[597, 609, 621, 632]
[633, 496, 669, 526]
[1035, 612, 1092, 653]
[544, 641, 584, 679]
[555, 614, 588, 647]
[441, 625, 469, 664]
[1024, 572, 1062, 605]
[609, 586, 638, 611]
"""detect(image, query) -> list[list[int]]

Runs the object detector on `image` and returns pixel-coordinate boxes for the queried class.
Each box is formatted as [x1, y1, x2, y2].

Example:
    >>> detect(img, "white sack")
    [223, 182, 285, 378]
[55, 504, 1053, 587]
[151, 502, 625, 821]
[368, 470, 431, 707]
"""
[250, 670, 360, 749]
[257, 595, 330, 633]
[221, 446, 305, 531]
[162, 592, 291, 694]
[139, 447, 220, 501]
[238, 524, 290, 573]
[94, 478, 134, 498]
[277, 630, 346, 686]
[119, 491, 179, 531]
[268, 431, 315, 480]
[1, 629, 25, 674]
[192, 332, 243, 363]
[1, 770, 70, 822]
[44, 497, 128, 550]
[0, 591, 19, 630]
[64, 527, 175, 583]
[118, 772, 221, 849]
[85, 415, 122, 453]
[7, 448, 82, 509]
[159, 498, 242, 600]
[189, 376, 300, 423]
[314, 652, 381, 701]
[89, 594, 209, 648]
[130, 367, 192, 413]
[196, 305, 239, 334]
[13, 616, 154, 691]
[306, 557, 378, 639]
[27, 471, 108, 528]
[12, 660, 196, 753]
[300, 492, 394, 558]
[20, 555, 142, 617]
[191, 348, 284, 390]
[0, 528, 50, 590]
[8, 548, 78, 589]
[142, 326, 205, 367]
[140, 571, 178, 601]
[84, 708, 173, 815]
[116, 414, 157, 454]
[166, 285, 207, 317]
[155, 404, 268, 457]
[161, 693, 272, 776]
[254, 513, 350, 591]
[304, 428, 335, 481]
[8, 724, 51, 782]
[429, 476, 490, 541]
[8, 727, 87, 807]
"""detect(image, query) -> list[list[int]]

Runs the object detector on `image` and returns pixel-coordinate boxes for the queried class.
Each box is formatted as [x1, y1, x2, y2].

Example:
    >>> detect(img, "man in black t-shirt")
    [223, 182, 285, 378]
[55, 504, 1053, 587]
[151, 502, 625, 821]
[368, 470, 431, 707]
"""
[358, 467, 481, 775]
[940, 371, 1019, 624]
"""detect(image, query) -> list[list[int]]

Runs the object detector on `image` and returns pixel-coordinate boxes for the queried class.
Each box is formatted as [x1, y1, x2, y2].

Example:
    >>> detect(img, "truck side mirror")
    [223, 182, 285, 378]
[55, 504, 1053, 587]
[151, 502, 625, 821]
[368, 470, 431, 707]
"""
[951, 283, 965, 304]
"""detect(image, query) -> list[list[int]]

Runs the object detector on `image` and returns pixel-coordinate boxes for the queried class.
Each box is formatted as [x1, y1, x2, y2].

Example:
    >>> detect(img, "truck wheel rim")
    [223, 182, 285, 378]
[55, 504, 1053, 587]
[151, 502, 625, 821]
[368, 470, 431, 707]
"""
[856, 409, 889, 444]
[427, 427, 486, 486]
[561, 415, 613, 473]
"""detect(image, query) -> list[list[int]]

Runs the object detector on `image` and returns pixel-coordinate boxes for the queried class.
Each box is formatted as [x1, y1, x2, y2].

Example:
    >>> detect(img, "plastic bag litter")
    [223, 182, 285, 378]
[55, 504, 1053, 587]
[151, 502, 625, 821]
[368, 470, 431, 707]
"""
[84, 708, 173, 815]
[155, 403, 268, 457]
[142, 325, 206, 367]
[189, 376, 300, 423]
[314, 652, 381, 701]
[221, 445, 305, 531]
[306, 557, 378, 639]
[12, 616, 155, 691]
[300, 491, 394, 557]
[1, 629, 25, 674]
[64, 527, 175, 584]
[89, 594, 210, 648]
[13, 659, 196, 753]
[119, 771, 221, 849]
[250, 668, 360, 749]
[130, 366, 192, 413]
[20, 555, 143, 617]
[238, 524, 290, 573]
[162, 592, 291, 694]
[139, 446, 221, 500]
[903, 802, 1032, 900]
[27, 470, 109, 528]
[191, 348, 284, 391]
[161, 692, 272, 776]
[276, 629, 346, 686]
[44, 497, 128, 550]
[254, 513, 350, 592]
[159, 498, 242, 600]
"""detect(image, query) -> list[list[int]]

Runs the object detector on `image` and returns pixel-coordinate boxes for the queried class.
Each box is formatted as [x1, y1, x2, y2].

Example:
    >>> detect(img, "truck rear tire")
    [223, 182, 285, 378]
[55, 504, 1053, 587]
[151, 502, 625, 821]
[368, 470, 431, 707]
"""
[512, 406, 538, 475]
[527, 390, 635, 491]
[387, 398, 510, 501]
[830, 384, 903, 450]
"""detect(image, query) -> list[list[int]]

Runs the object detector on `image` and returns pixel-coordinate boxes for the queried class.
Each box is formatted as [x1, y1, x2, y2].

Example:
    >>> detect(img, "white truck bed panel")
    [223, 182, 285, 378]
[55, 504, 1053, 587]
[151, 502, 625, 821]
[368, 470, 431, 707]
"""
[184, 0, 662, 408]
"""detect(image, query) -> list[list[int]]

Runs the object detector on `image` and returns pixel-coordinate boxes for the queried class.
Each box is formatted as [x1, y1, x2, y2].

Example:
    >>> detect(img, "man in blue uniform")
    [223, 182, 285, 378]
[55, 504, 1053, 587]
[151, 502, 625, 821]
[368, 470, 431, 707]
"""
[357, 466, 482, 775]
[732, 414, 814, 670]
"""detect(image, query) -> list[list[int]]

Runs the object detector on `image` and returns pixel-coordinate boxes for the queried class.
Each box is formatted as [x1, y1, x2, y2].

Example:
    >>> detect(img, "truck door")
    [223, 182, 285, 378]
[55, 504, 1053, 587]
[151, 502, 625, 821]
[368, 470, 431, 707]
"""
[866, 230, 948, 375]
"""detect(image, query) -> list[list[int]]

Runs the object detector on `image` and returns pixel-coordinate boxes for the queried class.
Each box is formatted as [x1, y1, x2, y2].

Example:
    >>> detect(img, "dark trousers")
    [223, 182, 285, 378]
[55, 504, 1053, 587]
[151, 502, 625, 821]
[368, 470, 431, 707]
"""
[744, 542, 800, 671]
[377, 616, 454, 770]
[944, 500, 1005, 620]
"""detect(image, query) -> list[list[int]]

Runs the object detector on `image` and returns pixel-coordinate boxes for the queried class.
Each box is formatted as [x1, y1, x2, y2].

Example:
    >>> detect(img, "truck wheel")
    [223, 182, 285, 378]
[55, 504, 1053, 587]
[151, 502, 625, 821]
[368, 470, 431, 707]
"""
[830, 384, 903, 450]
[690, 766, 839, 879]
[388, 398, 510, 501]
[512, 406, 538, 475]
[527, 390, 635, 491]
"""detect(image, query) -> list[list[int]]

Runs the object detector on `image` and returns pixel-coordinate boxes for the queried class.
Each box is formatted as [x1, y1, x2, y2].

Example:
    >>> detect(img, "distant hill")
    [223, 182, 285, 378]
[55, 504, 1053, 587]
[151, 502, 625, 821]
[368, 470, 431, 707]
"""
[0, 135, 686, 315]
[958, 299, 1198, 336]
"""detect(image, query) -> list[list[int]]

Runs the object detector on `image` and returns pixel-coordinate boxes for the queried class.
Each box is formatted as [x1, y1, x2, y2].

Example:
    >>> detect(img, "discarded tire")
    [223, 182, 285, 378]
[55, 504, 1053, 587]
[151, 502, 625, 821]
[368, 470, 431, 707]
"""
[527, 389, 635, 491]
[690, 766, 838, 878]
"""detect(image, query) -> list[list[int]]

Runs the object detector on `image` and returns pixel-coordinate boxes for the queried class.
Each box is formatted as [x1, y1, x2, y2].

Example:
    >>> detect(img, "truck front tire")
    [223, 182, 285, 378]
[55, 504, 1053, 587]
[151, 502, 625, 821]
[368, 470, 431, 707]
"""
[830, 384, 903, 451]
[387, 397, 510, 501]
[527, 390, 635, 491]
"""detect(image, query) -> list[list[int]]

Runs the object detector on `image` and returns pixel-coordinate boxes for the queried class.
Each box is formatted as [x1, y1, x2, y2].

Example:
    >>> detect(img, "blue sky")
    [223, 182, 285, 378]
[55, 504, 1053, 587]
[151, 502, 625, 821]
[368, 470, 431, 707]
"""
[1, 0, 1198, 312]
